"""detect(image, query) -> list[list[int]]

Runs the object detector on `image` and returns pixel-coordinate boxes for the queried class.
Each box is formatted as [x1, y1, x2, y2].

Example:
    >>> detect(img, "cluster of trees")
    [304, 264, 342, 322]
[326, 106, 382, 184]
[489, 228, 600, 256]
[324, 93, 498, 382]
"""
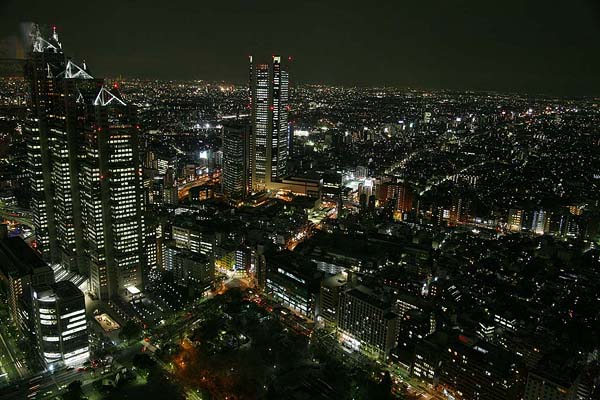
[118, 320, 142, 342]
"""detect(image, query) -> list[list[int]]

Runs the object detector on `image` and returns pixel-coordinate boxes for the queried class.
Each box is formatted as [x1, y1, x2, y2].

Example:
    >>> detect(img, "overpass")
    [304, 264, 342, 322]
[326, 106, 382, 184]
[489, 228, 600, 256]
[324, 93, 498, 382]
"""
[178, 172, 220, 201]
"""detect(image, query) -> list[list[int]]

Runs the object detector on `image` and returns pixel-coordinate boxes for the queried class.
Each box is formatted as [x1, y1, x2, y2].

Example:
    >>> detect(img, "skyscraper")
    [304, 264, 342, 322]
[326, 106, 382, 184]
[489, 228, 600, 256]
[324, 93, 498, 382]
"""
[81, 89, 146, 300]
[249, 55, 289, 191]
[25, 26, 146, 300]
[25, 26, 101, 274]
[25, 25, 66, 263]
[50, 66, 100, 274]
[222, 120, 250, 200]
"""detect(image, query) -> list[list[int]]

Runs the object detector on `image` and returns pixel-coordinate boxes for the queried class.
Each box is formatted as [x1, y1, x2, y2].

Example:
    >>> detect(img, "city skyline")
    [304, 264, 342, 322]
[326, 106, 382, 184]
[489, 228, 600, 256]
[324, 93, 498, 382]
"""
[0, 5, 598, 400]
[0, 0, 599, 96]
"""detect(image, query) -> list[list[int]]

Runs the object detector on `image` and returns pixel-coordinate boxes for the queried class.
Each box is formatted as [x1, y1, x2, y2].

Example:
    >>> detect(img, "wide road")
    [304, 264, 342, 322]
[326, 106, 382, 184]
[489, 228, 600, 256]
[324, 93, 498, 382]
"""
[0, 326, 27, 381]
[0, 368, 90, 400]
[0, 204, 33, 227]
[0, 205, 35, 243]
[178, 172, 220, 201]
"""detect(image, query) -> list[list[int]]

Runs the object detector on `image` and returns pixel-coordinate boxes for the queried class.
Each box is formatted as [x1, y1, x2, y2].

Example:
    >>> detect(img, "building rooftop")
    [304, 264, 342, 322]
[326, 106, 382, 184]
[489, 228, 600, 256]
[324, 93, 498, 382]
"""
[35, 280, 82, 302]
[0, 237, 49, 277]
[321, 273, 347, 288]
[268, 250, 322, 282]
[424, 331, 518, 374]
[344, 286, 392, 311]
[53, 280, 83, 299]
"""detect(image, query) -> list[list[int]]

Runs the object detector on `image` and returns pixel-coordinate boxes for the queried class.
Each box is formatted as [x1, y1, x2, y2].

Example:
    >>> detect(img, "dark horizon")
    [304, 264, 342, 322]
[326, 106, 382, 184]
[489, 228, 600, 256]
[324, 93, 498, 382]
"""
[1, 0, 599, 96]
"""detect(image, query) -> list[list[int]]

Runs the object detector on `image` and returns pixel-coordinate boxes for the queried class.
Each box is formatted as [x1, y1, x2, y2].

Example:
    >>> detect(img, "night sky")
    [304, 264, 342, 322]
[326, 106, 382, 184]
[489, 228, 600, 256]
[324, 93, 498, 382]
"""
[1, 0, 599, 96]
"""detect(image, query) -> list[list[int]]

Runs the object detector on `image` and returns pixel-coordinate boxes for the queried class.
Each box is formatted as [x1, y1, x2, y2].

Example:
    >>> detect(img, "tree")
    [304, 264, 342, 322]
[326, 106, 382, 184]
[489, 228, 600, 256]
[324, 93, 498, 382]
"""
[225, 288, 244, 314]
[62, 380, 84, 400]
[132, 353, 156, 371]
[146, 368, 185, 399]
[365, 371, 394, 400]
[119, 320, 142, 342]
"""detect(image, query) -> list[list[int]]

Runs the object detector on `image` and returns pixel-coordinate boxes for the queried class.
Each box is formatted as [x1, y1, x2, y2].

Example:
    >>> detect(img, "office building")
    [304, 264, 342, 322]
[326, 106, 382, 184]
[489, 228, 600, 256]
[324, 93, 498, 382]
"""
[249, 55, 290, 191]
[0, 230, 55, 335]
[25, 26, 100, 273]
[265, 251, 322, 318]
[337, 287, 398, 360]
[171, 223, 216, 257]
[524, 367, 597, 400]
[163, 167, 178, 206]
[413, 332, 524, 400]
[171, 248, 214, 297]
[508, 208, 524, 232]
[150, 176, 164, 205]
[32, 280, 89, 368]
[25, 26, 147, 300]
[321, 170, 342, 204]
[25, 25, 67, 263]
[82, 90, 146, 301]
[531, 209, 551, 235]
[144, 214, 159, 277]
[319, 273, 346, 323]
[222, 120, 250, 200]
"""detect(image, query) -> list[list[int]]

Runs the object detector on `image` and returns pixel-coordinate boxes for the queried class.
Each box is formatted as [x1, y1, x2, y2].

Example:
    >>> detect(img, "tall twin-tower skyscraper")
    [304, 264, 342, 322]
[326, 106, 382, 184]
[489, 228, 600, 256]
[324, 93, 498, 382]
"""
[26, 26, 290, 299]
[25, 26, 146, 301]
[222, 55, 291, 200]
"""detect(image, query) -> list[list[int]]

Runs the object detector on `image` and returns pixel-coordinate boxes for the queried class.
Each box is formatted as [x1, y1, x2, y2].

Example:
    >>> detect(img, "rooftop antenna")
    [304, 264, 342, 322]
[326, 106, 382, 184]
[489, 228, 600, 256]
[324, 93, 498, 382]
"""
[52, 25, 62, 49]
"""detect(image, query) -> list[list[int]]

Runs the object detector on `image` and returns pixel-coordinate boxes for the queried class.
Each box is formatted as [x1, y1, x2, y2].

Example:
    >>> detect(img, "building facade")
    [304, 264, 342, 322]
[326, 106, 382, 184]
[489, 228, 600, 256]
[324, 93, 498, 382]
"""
[265, 251, 322, 318]
[249, 55, 290, 191]
[319, 273, 346, 323]
[25, 26, 66, 263]
[25, 26, 147, 301]
[337, 287, 398, 360]
[32, 280, 89, 368]
[222, 120, 250, 200]
[0, 232, 55, 335]
[82, 94, 146, 300]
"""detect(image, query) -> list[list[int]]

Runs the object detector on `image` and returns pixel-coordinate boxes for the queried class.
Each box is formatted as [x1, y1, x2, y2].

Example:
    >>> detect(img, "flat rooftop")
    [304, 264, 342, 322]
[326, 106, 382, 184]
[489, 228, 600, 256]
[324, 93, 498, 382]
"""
[95, 313, 121, 333]
[0, 237, 50, 277]
[53, 280, 83, 299]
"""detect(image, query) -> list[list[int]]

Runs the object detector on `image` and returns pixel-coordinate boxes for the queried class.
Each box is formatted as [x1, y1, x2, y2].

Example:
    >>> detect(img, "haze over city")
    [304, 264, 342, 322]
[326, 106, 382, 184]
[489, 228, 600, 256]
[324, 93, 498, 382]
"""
[1, 0, 600, 95]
